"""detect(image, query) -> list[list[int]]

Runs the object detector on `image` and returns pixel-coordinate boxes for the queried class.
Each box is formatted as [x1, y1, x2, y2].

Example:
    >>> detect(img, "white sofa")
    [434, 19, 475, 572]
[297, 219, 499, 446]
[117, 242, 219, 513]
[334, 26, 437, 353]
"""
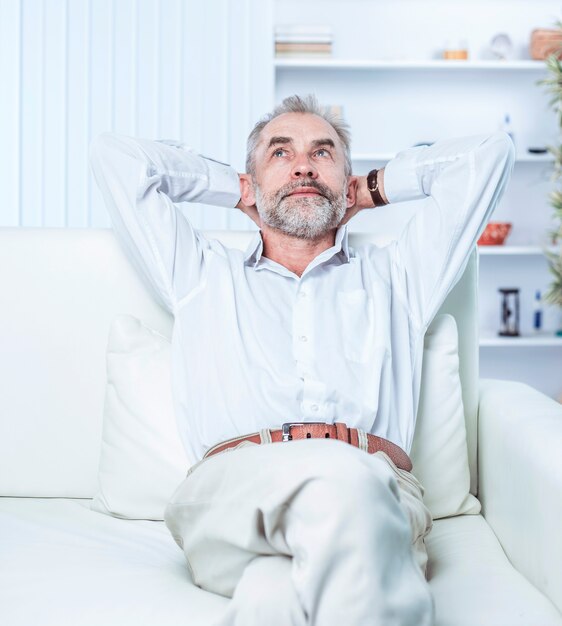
[1, 227, 562, 626]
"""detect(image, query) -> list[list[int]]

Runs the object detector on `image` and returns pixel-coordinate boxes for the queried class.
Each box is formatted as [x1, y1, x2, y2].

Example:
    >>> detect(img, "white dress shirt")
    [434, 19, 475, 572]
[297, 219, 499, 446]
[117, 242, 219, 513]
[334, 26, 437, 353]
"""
[90, 131, 514, 464]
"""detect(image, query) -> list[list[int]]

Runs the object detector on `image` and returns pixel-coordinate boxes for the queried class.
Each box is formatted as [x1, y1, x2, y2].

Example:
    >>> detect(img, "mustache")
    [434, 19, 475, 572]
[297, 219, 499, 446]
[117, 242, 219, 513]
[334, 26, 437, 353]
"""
[279, 179, 331, 200]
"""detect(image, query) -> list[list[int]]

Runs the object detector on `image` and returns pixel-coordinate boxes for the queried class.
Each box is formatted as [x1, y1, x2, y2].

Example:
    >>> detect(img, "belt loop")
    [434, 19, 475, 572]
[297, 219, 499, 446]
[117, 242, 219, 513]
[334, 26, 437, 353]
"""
[357, 428, 369, 452]
[259, 428, 273, 444]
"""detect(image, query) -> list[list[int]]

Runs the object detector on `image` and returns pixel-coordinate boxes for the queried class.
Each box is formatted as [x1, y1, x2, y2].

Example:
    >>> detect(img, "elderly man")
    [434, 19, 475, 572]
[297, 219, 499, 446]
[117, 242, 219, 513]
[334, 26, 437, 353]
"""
[90, 94, 514, 625]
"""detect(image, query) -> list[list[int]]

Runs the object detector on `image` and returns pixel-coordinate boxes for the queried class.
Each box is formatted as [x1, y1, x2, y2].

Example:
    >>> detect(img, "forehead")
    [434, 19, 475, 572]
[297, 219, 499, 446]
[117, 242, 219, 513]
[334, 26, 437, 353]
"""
[258, 112, 340, 148]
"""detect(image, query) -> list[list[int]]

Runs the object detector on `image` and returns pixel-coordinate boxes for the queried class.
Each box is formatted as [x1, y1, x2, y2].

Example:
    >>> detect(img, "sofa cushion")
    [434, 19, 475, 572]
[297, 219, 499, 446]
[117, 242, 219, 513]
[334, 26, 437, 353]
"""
[1, 498, 560, 626]
[91, 315, 189, 520]
[410, 314, 480, 518]
[92, 313, 478, 521]
[427, 515, 562, 625]
[0, 498, 227, 626]
[0, 229, 174, 498]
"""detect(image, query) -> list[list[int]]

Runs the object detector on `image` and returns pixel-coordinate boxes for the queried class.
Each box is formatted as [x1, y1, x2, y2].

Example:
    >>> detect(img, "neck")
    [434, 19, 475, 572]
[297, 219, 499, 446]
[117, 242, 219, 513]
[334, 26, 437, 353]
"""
[260, 225, 338, 277]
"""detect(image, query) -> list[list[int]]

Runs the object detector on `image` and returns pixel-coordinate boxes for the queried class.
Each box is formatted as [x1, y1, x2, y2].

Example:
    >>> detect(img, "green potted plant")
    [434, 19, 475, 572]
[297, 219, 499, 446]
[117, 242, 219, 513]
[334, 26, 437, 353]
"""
[536, 21, 562, 335]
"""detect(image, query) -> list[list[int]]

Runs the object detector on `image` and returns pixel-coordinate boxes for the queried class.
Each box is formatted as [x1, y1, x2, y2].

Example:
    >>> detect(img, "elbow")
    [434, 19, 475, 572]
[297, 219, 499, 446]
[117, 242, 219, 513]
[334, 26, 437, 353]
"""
[89, 132, 121, 165]
[89, 132, 114, 172]
[89, 131, 136, 164]
[89, 132, 141, 183]
[490, 130, 516, 175]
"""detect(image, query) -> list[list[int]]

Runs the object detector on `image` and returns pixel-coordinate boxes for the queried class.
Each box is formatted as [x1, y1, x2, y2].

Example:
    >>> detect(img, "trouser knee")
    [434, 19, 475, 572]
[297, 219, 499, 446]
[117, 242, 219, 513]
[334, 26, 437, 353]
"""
[216, 555, 307, 626]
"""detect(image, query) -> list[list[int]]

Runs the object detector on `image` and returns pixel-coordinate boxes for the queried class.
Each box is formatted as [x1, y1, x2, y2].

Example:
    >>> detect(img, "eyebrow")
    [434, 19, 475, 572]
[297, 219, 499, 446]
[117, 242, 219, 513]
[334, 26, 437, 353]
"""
[267, 136, 292, 149]
[266, 136, 336, 150]
[311, 138, 336, 150]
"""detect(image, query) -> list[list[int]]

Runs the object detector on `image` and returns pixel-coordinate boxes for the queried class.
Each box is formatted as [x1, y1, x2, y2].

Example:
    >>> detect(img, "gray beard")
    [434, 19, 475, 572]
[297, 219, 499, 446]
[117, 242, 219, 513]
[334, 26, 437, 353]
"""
[255, 180, 347, 240]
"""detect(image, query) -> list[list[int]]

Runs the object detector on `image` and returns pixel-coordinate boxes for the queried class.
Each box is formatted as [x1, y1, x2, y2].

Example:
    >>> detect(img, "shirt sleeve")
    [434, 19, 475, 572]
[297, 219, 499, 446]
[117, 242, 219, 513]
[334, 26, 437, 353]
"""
[89, 132, 241, 314]
[383, 131, 515, 330]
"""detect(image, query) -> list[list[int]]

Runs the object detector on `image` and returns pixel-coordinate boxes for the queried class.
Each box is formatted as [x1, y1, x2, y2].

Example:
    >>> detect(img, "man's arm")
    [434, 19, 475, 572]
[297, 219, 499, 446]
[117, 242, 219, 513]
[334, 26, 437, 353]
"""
[89, 133, 241, 313]
[354, 168, 389, 209]
[359, 132, 515, 329]
[337, 169, 387, 226]
[235, 195, 260, 227]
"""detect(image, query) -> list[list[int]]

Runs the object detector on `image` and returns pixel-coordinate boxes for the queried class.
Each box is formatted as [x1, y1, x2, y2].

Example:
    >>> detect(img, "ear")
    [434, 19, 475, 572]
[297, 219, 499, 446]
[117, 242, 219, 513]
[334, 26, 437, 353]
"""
[345, 176, 358, 208]
[239, 174, 257, 207]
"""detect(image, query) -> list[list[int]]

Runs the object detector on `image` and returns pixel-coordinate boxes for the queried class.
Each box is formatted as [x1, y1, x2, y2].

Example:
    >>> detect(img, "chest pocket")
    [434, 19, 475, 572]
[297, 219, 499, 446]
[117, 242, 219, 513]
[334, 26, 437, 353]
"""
[337, 289, 375, 363]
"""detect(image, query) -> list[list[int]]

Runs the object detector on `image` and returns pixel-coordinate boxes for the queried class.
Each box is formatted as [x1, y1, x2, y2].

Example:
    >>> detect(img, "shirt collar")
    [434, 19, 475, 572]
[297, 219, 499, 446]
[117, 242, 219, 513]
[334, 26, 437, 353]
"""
[244, 230, 264, 266]
[337, 223, 350, 260]
[243, 224, 350, 269]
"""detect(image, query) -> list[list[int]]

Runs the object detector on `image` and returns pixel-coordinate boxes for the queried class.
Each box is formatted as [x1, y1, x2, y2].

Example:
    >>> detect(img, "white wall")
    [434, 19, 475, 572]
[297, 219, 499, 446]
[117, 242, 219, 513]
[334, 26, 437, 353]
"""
[0, 0, 272, 229]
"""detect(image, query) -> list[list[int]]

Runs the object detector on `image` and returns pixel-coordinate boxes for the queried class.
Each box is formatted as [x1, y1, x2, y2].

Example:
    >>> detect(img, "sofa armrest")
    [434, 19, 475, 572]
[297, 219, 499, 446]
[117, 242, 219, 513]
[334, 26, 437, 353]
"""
[478, 378, 562, 614]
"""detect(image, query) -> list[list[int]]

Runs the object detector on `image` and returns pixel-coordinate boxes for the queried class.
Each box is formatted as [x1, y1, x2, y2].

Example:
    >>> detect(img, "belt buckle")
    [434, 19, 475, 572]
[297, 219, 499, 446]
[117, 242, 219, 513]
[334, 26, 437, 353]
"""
[281, 422, 327, 442]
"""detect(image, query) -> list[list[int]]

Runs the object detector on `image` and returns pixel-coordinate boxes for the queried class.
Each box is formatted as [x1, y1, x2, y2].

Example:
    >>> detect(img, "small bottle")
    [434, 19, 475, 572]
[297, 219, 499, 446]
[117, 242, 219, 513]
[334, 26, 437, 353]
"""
[533, 290, 543, 333]
[501, 114, 515, 148]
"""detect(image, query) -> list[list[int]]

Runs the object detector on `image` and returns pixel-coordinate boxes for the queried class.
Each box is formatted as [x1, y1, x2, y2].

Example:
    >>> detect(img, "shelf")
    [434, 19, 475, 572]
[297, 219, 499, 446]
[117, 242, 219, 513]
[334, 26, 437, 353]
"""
[351, 152, 554, 163]
[480, 335, 562, 347]
[352, 153, 395, 162]
[477, 246, 557, 256]
[275, 59, 546, 71]
[516, 153, 555, 162]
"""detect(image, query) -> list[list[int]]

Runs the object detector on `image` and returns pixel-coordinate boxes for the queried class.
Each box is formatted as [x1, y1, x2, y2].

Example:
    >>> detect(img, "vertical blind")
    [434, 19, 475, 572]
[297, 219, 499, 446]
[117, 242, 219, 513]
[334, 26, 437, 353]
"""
[0, 0, 272, 230]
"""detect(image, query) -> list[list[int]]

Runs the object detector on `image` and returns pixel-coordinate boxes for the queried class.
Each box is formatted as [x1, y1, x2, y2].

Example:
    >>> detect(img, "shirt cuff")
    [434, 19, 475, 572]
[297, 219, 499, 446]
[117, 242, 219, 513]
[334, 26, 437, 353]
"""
[156, 140, 241, 208]
[203, 156, 241, 208]
[382, 145, 426, 204]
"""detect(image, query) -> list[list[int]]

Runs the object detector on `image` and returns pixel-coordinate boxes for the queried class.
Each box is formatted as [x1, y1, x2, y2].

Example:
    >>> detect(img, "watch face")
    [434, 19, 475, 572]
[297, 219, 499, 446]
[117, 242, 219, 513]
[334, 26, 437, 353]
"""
[368, 169, 378, 191]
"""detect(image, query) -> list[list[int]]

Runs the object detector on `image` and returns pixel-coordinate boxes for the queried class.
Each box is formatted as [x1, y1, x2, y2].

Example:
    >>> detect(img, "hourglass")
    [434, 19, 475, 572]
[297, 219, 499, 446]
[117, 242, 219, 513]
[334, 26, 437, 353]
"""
[498, 288, 520, 337]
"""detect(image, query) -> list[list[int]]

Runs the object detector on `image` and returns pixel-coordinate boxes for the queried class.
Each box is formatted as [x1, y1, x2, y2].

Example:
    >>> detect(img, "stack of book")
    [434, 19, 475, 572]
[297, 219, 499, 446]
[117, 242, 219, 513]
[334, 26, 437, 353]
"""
[275, 25, 333, 57]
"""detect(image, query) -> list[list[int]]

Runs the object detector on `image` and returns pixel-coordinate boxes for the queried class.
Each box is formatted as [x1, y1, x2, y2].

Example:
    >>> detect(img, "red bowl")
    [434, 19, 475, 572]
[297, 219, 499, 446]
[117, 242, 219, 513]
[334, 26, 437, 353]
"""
[477, 222, 512, 246]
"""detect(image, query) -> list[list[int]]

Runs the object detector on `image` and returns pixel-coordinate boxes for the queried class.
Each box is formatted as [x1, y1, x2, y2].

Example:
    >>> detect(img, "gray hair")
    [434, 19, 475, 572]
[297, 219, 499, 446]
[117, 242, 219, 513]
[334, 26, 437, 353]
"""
[245, 94, 352, 178]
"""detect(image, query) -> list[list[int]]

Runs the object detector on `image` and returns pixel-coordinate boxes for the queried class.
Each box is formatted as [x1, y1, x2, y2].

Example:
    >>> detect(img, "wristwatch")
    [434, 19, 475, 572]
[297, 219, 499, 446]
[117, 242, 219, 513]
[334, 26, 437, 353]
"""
[367, 168, 388, 207]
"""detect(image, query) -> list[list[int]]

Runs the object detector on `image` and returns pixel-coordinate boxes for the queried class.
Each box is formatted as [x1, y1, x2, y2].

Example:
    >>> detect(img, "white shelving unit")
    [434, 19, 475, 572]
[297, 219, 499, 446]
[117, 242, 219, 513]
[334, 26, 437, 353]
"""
[275, 59, 545, 71]
[273, 0, 562, 399]
[352, 152, 554, 163]
[480, 335, 562, 347]
[478, 246, 557, 255]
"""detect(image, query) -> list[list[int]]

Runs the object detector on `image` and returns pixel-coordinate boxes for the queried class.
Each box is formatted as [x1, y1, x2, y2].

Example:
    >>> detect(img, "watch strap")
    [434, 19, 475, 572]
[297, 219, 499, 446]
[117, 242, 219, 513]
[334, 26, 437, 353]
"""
[367, 168, 388, 207]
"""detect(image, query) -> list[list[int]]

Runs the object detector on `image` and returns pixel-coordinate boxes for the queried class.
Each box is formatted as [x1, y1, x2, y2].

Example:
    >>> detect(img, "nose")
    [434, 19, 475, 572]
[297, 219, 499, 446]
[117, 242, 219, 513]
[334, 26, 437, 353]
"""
[291, 154, 318, 179]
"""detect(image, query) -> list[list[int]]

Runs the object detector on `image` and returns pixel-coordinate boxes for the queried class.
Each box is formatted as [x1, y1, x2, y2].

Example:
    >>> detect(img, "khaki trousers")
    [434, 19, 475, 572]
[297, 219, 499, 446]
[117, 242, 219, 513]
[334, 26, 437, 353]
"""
[165, 436, 434, 626]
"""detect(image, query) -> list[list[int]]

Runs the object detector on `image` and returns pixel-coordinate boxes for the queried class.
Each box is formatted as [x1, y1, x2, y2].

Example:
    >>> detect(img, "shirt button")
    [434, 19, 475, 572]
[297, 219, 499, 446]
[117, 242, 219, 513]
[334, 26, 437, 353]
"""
[311, 404, 319, 412]
[299, 335, 308, 342]
[299, 291, 307, 298]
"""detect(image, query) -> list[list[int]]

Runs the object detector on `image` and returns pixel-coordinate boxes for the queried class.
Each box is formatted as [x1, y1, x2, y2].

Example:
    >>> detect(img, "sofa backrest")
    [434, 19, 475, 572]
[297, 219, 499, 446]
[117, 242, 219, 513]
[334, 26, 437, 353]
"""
[0, 228, 478, 497]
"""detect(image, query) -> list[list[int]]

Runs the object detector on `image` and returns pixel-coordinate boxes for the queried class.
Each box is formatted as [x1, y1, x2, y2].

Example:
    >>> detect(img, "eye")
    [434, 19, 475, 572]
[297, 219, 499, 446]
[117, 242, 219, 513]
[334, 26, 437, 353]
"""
[315, 148, 331, 157]
[273, 148, 287, 157]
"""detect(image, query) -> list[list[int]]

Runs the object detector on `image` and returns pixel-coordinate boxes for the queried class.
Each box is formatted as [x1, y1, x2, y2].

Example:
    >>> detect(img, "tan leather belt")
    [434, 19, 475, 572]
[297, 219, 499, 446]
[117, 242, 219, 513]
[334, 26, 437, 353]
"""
[203, 421, 412, 472]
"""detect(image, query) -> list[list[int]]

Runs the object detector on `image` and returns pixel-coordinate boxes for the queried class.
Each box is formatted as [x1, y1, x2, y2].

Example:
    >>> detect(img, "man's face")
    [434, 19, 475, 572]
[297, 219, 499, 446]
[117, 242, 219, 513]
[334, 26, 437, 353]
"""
[247, 113, 355, 240]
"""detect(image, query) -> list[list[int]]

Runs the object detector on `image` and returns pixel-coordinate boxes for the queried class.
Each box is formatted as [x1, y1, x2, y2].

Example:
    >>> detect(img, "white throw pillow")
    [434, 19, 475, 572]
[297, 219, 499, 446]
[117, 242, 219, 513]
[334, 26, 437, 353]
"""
[93, 313, 479, 521]
[91, 315, 189, 520]
[411, 314, 481, 518]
